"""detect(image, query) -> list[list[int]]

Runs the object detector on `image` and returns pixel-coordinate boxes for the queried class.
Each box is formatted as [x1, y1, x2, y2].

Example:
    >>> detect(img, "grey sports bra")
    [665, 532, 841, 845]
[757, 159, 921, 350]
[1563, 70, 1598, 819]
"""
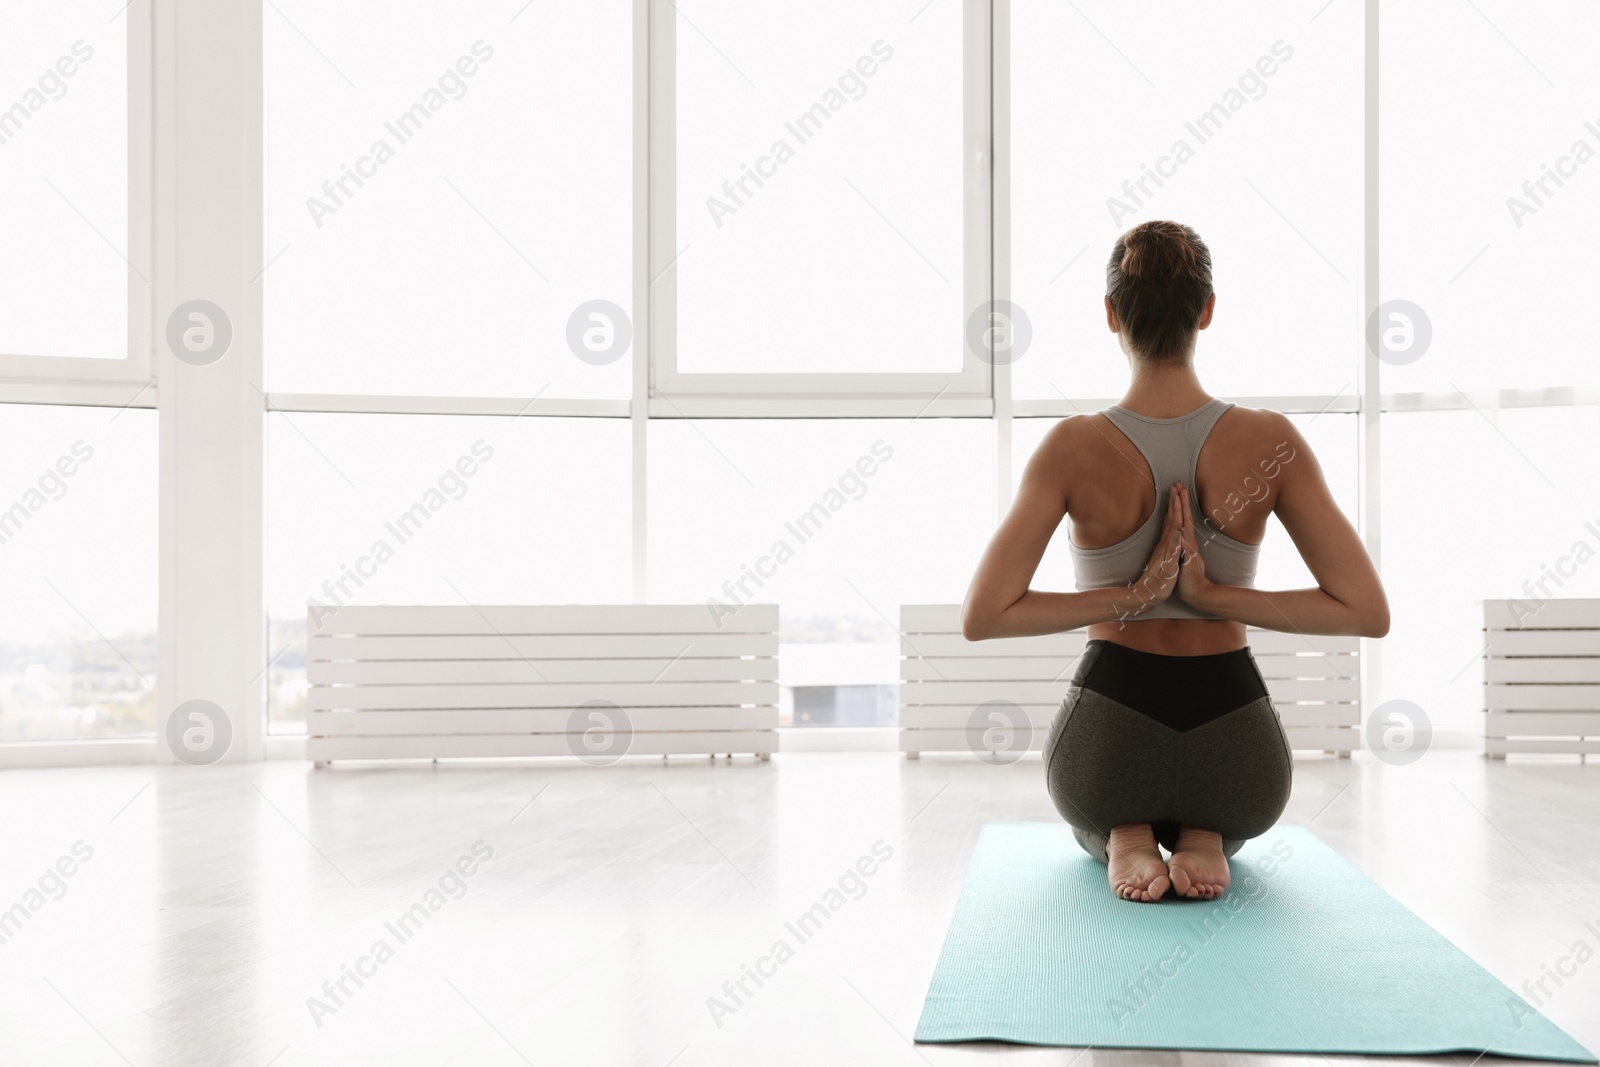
[1066, 397, 1261, 621]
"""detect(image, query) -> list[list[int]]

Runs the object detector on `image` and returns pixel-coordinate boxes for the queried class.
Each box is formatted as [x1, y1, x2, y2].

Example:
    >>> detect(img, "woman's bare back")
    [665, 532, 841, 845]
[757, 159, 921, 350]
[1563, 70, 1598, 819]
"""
[1064, 403, 1292, 654]
[962, 396, 1382, 648]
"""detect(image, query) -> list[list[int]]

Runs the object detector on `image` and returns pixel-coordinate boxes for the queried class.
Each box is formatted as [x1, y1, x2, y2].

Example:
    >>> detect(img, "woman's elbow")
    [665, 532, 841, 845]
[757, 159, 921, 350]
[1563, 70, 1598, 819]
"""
[1329, 584, 1388, 639]
[960, 602, 993, 642]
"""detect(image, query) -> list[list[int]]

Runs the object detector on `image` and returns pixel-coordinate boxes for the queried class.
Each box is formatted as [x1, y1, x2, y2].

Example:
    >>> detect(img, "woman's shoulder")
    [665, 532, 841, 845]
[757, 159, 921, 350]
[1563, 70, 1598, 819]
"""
[1217, 401, 1292, 429]
[1208, 403, 1312, 471]
[1214, 402, 1300, 445]
[1037, 411, 1133, 459]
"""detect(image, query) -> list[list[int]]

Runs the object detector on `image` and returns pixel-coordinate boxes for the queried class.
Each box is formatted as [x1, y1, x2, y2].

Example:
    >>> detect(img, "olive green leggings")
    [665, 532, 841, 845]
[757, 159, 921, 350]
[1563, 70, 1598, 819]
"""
[1044, 639, 1293, 863]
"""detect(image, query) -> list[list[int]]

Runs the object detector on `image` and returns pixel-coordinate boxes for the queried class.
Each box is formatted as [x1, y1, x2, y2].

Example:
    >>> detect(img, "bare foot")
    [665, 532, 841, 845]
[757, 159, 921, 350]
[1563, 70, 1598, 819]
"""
[1105, 824, 1172, 902]
[1167, 827, 1230, 900]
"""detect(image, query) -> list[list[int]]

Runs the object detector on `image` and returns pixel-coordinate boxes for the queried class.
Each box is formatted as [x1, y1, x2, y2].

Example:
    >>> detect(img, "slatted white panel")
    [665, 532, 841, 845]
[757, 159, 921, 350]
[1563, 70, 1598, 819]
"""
[899, 605, 1360, 757]
[307, 605, 779, 764]
[1483, 599, 1600, 758]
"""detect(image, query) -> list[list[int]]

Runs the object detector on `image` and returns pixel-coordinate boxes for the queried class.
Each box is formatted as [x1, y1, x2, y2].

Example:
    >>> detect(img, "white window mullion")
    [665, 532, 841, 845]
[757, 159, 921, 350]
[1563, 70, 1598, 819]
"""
[647, 0, 676, 411]
[156, 0, 265, 764]
[990, 0, 1011, 519]
[633, 0, 653, 602]
[1359, 0, 1382, 718]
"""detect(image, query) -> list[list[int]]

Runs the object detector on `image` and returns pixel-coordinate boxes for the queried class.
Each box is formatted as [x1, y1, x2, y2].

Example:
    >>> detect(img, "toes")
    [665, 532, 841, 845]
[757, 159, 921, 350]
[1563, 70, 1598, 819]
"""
[1113, 883, 1164, 908]
[1168, 853, 1230, 902]
[1114, 873, 1170, 902]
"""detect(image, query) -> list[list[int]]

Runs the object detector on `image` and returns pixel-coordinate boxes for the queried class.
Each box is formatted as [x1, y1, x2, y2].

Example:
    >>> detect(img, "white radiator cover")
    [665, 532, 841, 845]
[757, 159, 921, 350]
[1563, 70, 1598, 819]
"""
[306, 604, 778, 763]
[1483, 598, 1600, 758]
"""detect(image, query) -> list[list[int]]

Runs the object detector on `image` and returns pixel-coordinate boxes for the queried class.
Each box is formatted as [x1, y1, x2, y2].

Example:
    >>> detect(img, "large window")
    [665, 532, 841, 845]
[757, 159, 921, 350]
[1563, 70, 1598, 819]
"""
[1382, 407, 1600, 734]
[247, 1, 1600, 742]
[0, 3, 147, 378]
[0, 1, 152, 751]
[655, 0, 989, 397]
[673, 3, 964, 376]
[263, 1, 632, 399]
[1381, 1, 1600, 395]
[0, 405, 157, 740]
[649, 418, 993, 617]
[12, 1, 1600, 760]
[1010, 1, 1361, 402]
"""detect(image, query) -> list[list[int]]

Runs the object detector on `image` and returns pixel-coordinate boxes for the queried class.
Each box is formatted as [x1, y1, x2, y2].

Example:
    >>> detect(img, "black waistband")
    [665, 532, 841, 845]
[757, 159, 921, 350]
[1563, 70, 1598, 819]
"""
[1069, 638, 1269, 732]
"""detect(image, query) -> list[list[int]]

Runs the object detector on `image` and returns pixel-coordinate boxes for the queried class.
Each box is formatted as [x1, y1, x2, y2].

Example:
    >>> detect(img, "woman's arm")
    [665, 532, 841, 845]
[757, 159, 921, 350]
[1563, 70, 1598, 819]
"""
[962, 420, 1187, 641]
[1175, 417, 1389, 638]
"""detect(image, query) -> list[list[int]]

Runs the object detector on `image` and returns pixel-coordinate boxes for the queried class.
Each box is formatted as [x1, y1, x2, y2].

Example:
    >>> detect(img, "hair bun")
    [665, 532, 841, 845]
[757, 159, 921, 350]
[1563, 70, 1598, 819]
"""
[1120, 221, 1199, 283]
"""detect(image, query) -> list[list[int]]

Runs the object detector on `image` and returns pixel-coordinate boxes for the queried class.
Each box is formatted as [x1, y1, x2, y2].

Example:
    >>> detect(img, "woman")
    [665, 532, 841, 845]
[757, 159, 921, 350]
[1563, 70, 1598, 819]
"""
[961, 220, 1388, 903]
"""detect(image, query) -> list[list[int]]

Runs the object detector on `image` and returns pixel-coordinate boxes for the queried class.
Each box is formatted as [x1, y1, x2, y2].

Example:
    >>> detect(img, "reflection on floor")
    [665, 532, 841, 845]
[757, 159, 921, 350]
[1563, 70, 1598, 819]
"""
[0, 749, 1594, 1066]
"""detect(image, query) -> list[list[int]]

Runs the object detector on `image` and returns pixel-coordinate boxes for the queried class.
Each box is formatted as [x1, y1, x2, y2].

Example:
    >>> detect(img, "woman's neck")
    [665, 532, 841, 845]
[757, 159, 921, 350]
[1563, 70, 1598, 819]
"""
[1119, 355, 1210, 417]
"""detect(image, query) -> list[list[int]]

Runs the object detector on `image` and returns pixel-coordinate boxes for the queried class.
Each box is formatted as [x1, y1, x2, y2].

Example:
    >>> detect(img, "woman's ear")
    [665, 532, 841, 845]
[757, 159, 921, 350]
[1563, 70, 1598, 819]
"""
[1196, 291, 1216, 331]
[1104, 296, 1119, 334]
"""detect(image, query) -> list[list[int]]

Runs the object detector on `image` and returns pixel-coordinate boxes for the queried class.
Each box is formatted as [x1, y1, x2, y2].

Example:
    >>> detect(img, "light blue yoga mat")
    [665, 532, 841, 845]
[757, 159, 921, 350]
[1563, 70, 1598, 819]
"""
[916, 823, 1596, 1061]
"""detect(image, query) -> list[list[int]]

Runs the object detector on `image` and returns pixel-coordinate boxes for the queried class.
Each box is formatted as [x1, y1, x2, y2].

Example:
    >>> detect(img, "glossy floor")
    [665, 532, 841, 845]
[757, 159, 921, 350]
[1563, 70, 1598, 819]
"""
[0, 749, 1595, 1066]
